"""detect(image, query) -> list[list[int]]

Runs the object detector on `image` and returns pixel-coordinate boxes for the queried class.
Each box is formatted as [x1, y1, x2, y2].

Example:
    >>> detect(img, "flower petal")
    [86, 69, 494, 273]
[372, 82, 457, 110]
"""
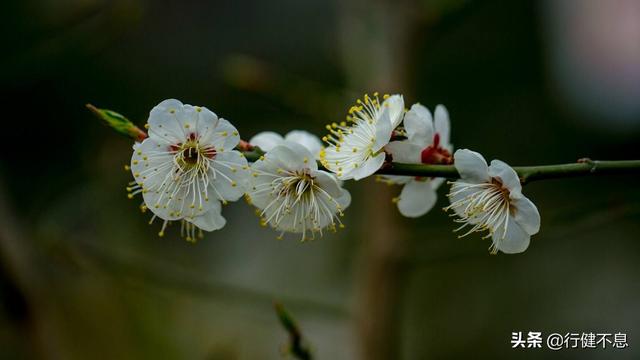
[312, 170, 343, 198]
[434, 105, 450, 146]
[267, 142, 317, 172]
[397, 180, 438, 218]
[348, 152, 385, 180]
[373, 108, 393, 152]
[249, 131, 284, 152]
[209, 150, 250, 202]
[404, 103, 433, 146]
[383, 94, 405, 128]
[430, 177, 445, 190]
[193, 106, 219, 140]
[453, 149, 490, 183]
[512, 196, 540, 235]
[385, 141, 422, 164]
[130, 138, 173, 190]
[190, 202, 227, 231]
[492, 216, 530, 254]
[148, 99, 187, 144]
[207, 118, 241, 151]
[488, 160, 521, 193]
[285, 130, 323, 159]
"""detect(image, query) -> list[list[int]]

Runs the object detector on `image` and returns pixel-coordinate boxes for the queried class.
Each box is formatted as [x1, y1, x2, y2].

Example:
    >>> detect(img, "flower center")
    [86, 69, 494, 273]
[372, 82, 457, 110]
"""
[421, 133, 453, 165]
[252, 166, 345, 240]
[170, 135, 217, 171]
[181, 146, 200, 164]
[445, 178, 512, 251]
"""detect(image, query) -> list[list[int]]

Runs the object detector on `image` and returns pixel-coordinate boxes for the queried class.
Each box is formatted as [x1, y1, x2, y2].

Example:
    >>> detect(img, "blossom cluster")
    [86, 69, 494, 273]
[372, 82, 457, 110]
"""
[127, 96, 540, 253]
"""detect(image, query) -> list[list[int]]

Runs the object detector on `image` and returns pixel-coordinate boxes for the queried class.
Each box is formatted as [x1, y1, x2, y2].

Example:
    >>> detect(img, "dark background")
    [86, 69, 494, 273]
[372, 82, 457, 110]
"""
[0, 0, 639, 359]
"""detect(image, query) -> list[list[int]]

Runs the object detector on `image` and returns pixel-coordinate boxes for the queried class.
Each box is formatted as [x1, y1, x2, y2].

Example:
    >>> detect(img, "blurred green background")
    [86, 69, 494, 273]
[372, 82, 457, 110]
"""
[1, 0, 639, 359]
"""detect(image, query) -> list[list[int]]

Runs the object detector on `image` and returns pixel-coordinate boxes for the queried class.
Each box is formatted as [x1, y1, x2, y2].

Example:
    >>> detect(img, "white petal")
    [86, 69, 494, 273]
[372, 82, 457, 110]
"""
[488, 160, 521, 193]
[193, 106, 219, 140]
[373, 108, 393, 152]
[148, 99, 187, 144]
[492, 216, 530, 254]
[382, 94, 405, 128]
[385, 141, 422, 164]
[207, 118, 240, 151]
[404, 103, 433, 146]
[285, 130, 323, 158]
[336, 188, 351, 209]
[434, 105, 450, 146]
[430, 177, 445, 190]
[249, 131, 284, 152]
[453, 149, 490, 183]
[397, 180, 438, 218]
[209, 151, 250, 202]
[512, 196, 540, 235]
[378, 175, 412, 185]
[348, 152, 385, 180]
[267, 143, 317, 172]
[130, 138, 172, 189]
[190, 202, 226, 231]
[312, 170, 343, 198]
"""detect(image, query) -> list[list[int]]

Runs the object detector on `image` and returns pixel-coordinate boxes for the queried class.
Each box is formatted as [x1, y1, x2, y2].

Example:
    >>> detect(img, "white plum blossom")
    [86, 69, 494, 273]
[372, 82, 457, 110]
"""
[247, 141, 351, 240]
[128, 99, 250, 240]
[382, 104, 453, 217]
[320, 93, 404, 180]
[444, 149, 541, 254]
[250, 130, 323, 159]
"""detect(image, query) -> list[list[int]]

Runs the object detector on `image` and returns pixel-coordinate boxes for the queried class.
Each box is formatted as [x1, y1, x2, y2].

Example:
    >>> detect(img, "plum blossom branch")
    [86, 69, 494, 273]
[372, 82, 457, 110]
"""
[87, 103, 640, 184]
[242, 149, 640, 184]
[87, 99, 640, 254]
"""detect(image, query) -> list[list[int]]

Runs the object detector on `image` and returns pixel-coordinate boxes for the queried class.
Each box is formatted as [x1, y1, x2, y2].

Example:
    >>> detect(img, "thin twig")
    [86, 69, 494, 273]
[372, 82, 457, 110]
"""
[274, 302, 313, 360]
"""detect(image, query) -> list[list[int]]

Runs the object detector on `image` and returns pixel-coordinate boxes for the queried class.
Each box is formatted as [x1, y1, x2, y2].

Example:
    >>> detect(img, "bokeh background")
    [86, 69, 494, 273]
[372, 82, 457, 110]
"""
[1, 0, 639, 359]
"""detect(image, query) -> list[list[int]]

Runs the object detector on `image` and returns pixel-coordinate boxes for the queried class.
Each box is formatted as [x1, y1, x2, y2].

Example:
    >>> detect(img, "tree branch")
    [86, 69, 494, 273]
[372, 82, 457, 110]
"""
[243, 150, 640, 184]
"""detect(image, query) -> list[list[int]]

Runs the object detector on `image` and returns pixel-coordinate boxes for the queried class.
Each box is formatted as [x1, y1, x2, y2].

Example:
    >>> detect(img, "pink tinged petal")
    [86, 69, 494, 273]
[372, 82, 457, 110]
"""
[453, 149, 490, 183]
[434, 105, 451, 146]
[348, 152, 385, 180]
[284, 130, 323, 158]
[249, 131, 284, 152]
[148, 99, 187, 144]
[397, 180, 438, 218]
[373, 108, 393, 152]
[384, 141, 422, 164]
[512, 196, 541, 235]
[383, 94, 405, 128]
[190, 202, 226, 231]
[492, 216, 531, 254]
[404, 103, 433, 146]
[488, 160, 521, 193]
